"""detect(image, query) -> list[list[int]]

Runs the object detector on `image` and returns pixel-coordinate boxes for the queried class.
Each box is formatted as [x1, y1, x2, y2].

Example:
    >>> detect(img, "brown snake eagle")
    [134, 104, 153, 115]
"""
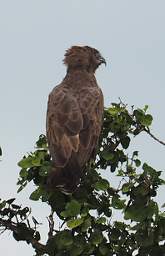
[46, 46, 105, 193]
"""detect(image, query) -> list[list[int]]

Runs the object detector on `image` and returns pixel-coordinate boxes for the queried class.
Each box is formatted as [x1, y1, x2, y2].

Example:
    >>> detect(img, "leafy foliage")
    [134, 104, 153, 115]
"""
[1, 102, 165, 256]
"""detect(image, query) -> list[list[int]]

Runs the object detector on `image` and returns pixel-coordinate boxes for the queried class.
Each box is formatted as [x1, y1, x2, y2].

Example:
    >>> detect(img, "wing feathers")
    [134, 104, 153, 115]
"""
[46, 83, 104, 171]
[69, 134, 80, 152]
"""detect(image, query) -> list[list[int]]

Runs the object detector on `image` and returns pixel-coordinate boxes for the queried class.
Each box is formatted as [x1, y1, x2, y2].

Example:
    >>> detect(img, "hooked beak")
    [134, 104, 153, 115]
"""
[99, 56, 106, 66]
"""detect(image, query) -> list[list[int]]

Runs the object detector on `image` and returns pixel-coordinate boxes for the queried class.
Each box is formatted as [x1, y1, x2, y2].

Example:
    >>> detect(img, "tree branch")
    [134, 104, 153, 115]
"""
[47, 210, 54, 239]
[0, 218, 46, 255]
[144, 128, 165, 146]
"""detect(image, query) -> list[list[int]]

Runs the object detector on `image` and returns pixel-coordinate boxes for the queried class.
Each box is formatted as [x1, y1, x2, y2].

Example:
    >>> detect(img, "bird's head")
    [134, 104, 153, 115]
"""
[64, 45, 106, 73]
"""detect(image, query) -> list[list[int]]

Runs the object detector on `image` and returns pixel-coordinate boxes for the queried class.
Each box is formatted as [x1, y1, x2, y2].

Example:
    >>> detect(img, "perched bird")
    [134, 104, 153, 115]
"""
[46, 46, 105, 193]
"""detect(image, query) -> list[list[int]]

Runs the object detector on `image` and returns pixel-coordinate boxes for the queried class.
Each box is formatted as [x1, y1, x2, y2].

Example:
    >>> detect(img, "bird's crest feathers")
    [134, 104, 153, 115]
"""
[63, 45, 106, 72]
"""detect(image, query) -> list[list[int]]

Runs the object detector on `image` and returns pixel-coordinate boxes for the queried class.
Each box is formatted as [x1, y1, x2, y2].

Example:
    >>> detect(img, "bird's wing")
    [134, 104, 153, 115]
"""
[46, 85, 83, 167]
[77, 87, 104, 166]
[46, 85, 104, 168]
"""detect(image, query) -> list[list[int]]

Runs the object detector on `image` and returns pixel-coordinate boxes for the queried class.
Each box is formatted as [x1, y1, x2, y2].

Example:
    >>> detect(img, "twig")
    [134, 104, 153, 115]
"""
[27, 219, 31, 229]
[47, 210, 54, 239]
[59, 220, 65, 230]
[117, 177, 127, 191]
[144, 128, 165, 146]
[0, 227, 7, 235]
[118, 97, 127, 108]
[0, 218, 46, 254]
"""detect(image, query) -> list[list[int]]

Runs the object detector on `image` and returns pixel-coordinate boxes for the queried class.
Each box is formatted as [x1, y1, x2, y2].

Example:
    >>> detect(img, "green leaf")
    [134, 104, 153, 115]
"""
[114, 221, 127, 230]
[90, 230, 103, 245]
[36, 134, 47, 149]
[41, 190, 50, 202]
[67, 217, 84, 229]
[133, 109, 153, 126]
[31, 151, 45, 166]
[69, 236, 85, 255]
[0, 200, 6, 209]
[120, 136, 130, 149]
[31, 157, 41, 166]
[81, 218, 91, 232]
[17, 186, 23, 193]
[39, 164, 50, 176]
[133, 151, 139, 157]
[19, 168, 28, 178]
[84, 243, 95, 254]
[134, 109, 144, 119]
[142, 163, 157, 176]
[117, 169, 124, 176]
[30, 187, 42, 201]
[108, 107, 119, 115]
[99, 244, 109, 255]
[18, 157, 33, 169]
[112, 195, 126, 209]
[80, 206, 89, 217]
[101, 151, 114, 161]
[134, 159, 141, 167]
[6, 198, 16, 204]
[18, 151, 46, 169]
[122, 183, 133, 193]
[55, 230, 73, 248]
[70, 245, 83, 256]
[133, 184, 149, 197]
[110, 228, 121, 241]
[96, 217, 106, 224]
[124, 201, 158, 221]
[124, 205, 142, 221]
[94, 179, 109, 191]
[11, 204, 21, 210]
[143, 105, 149, 112]
[60, 211, 68, 218]
[62, 200, 81, 217]
[141, 114, 153, 126]
[17, 182, 27, 193]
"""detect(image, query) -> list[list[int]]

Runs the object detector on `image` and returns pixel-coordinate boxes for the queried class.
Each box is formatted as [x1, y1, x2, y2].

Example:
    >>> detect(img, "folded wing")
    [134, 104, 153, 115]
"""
[46, 85, 104, 170]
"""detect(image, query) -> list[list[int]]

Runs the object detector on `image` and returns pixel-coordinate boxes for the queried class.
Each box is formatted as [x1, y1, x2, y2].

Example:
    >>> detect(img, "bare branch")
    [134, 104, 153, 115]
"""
[0, 218, 46, 255]
[47, 210, 54, 239]
[144, 128, 165, 146]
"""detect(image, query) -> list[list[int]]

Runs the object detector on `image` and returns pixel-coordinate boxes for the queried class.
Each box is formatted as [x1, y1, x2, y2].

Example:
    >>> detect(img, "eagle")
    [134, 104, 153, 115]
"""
[46, 46, 105, 193]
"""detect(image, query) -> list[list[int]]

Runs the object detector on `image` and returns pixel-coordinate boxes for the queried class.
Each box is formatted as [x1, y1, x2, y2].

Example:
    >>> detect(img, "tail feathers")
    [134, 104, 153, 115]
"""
[46, 164, 83, 194]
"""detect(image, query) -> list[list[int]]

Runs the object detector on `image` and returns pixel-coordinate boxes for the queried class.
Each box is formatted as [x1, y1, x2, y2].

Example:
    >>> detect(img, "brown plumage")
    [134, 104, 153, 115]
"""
[46, 46, 105, 193]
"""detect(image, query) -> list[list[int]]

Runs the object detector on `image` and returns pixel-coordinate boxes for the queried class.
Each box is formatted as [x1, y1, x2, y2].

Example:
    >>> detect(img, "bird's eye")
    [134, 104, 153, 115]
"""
[95, 51, 101, 59]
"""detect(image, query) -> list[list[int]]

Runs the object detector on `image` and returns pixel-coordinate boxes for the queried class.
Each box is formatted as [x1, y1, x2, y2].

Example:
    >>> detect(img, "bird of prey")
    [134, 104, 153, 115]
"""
[46, 45, 105, 193]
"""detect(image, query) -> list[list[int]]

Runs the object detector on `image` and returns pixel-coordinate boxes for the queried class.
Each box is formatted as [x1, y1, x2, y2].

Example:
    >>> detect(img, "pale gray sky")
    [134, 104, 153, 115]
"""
[0, 0, 165, 255]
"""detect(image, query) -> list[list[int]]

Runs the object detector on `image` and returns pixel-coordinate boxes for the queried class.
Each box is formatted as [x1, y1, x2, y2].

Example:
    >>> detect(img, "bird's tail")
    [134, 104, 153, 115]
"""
[46, 162, 83, 194]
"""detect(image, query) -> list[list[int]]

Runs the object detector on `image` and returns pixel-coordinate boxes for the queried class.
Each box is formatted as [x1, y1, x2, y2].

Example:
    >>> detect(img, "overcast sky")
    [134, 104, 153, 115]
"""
[0, 0, 165, 255]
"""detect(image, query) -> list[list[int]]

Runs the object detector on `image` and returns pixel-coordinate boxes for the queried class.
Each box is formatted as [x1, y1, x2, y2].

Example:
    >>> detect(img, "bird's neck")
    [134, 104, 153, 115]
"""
[66, 65, 88, 72]
[66, 68, 95, 78]
[63, 69, 97, 87]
